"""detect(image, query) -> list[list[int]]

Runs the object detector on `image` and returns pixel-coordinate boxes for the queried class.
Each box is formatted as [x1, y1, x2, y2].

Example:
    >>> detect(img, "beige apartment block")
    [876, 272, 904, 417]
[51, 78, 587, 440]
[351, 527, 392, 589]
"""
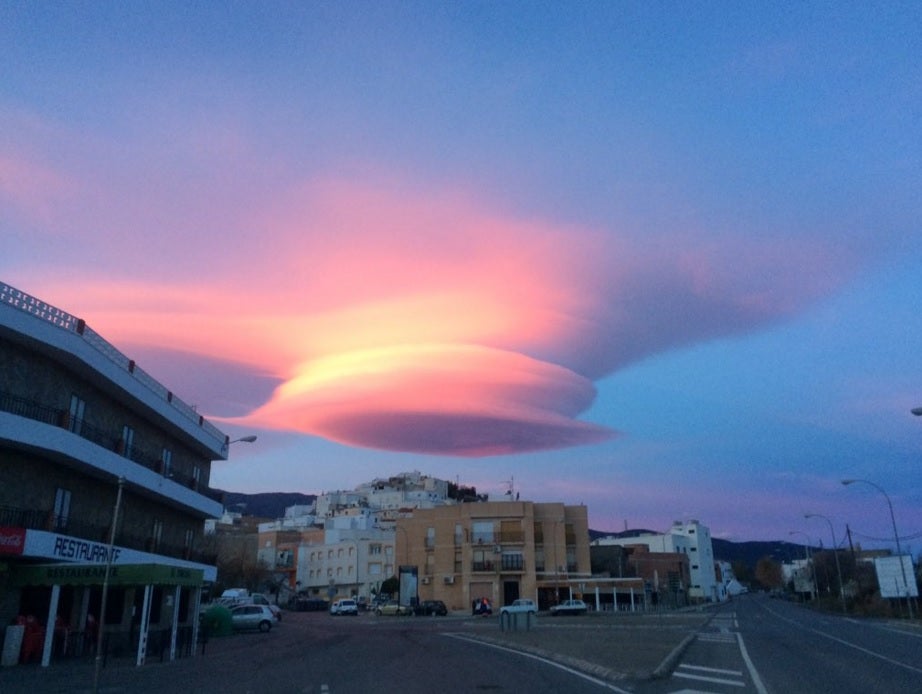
[396, 501, 591, 612]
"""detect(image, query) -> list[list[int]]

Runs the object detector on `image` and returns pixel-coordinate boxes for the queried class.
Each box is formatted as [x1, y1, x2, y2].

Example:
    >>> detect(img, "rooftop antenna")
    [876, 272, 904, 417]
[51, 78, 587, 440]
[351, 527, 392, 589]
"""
[503, 476, 515, 499]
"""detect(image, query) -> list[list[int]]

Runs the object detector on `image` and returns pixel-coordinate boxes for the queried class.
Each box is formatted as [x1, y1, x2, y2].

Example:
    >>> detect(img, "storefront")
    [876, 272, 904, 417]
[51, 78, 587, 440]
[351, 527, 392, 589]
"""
[5, 563, 204, 668]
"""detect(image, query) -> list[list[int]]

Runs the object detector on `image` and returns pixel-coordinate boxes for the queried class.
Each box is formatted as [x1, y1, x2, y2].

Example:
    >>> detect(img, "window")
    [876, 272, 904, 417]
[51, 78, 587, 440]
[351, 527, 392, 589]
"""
[69, 395, 85, 435]
[191, 466, 201, 490]
[150, 519, 163, 551]
[369, 562, 382, 575]
[161, 448, 173, 477]
[454, 524, 463, 546]
[370, 544, 382, 555]
[52, 488, 71, 531]
[534, 549, 545, 572]
[471, 521, 493, 545]
[120, 425, 134, 459]
[472, 549, 493, 572]
[501, 552, 524, 571]
[426, 527, 435, 549]
[184, 529, 194, 552]
[454, 551, 462, 573]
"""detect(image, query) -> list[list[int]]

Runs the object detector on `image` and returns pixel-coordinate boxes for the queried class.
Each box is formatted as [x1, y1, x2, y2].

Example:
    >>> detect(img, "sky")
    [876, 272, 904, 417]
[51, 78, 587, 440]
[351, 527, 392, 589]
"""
[2, 2, 921, 550]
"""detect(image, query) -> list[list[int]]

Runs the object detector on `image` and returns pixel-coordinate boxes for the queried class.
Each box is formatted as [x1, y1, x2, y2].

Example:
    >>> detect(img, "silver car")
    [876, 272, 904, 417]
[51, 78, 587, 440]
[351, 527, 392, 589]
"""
[230, 604, 277, 632]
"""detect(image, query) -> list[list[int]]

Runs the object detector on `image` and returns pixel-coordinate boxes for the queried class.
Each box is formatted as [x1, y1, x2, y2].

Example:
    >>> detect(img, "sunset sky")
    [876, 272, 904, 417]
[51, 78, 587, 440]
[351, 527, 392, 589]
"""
[3, 3, 921, 549]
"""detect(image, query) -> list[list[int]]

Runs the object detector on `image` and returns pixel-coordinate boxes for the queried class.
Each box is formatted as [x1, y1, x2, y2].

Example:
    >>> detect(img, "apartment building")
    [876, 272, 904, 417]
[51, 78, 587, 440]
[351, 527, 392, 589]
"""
[396, 501, 591, 611]
[0, 282, 226, 666]
[591, 520, 719, 601]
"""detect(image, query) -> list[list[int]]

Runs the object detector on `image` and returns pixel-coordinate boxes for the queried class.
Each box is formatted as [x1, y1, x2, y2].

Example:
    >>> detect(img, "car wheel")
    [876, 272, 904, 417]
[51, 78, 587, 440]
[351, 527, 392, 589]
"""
[259, 620, 271, 632]
[375, 609, 381, 616]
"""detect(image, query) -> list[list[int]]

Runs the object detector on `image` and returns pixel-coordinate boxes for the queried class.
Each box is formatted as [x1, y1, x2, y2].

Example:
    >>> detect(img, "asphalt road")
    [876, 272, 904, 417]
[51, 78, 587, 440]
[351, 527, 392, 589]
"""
[643, 593, 922, 693]
[0, 611, 638, 694]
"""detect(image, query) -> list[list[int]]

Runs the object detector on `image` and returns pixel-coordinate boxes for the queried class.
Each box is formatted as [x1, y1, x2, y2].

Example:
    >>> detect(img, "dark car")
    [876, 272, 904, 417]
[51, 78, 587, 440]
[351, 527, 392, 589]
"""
[289, 596, 328, 612]
[471, 597, 493, 616]
[415, 600, 448, 616]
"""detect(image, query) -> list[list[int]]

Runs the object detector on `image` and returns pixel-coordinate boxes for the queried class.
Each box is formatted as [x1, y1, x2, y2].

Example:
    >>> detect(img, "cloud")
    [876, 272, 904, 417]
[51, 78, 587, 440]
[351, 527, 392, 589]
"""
[5, 144, 854, 456]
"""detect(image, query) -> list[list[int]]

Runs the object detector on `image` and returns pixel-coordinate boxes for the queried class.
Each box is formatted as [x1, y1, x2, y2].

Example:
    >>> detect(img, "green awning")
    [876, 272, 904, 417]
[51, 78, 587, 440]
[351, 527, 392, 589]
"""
[12, 563, 204, 587]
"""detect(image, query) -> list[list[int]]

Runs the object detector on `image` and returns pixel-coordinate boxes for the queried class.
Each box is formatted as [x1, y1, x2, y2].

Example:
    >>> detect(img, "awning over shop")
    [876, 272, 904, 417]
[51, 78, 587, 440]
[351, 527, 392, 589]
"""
[11, 562, 204, 587]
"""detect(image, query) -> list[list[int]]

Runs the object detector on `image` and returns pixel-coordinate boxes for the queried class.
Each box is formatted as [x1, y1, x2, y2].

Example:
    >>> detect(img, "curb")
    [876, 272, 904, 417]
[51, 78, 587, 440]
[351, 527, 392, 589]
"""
[651, 632, 696, 679]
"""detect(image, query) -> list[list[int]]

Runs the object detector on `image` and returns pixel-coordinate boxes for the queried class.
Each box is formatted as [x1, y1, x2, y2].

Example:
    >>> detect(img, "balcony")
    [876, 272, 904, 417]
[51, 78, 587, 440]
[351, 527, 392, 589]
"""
[0, 389, 215, 496]
[0, 503, 217, 565]
[471, 561, 496, 572]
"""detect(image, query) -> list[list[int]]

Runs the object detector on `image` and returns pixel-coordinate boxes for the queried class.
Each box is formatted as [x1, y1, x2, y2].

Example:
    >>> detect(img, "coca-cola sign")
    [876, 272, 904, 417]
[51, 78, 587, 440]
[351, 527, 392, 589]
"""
[0, 527, 26, 555]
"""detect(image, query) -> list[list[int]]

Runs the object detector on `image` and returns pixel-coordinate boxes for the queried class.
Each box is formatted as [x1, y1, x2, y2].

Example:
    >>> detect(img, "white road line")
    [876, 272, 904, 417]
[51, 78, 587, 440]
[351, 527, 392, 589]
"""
[761, 602, 922, 676]
[673, 671, 745, 687]
[679, 664, 744, 676]
[736, 632, 768, 694]
[442, 633, 632, 693]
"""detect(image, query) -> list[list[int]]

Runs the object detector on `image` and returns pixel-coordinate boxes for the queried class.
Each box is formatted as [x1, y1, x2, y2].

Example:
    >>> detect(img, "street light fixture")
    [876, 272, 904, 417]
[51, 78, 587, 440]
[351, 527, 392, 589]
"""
[229, 435, 258, 444]
[805, 513, 847, 613]
[841, 478, 913, 619]
[911, 407, 922, 416]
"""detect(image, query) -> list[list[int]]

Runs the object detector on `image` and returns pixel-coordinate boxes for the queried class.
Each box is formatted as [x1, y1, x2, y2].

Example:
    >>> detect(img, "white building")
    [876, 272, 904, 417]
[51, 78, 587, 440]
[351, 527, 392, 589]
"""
[592, 520, 720, 601]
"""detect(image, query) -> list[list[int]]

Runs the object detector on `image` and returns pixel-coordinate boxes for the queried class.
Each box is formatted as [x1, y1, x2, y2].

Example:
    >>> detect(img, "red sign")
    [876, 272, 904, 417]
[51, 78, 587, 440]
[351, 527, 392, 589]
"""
[0, 527, 26, 555]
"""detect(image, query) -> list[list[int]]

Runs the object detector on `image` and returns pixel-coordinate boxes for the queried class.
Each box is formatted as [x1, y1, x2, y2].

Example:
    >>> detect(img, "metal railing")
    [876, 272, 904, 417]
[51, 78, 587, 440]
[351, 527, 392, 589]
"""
[1, 281, 226, 449]
[0, 503, 217, 565]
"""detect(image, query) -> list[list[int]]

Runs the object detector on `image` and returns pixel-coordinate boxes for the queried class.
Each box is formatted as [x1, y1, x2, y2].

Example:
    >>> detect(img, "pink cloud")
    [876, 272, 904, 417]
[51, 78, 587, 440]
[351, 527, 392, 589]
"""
[7, 157, 854, 457]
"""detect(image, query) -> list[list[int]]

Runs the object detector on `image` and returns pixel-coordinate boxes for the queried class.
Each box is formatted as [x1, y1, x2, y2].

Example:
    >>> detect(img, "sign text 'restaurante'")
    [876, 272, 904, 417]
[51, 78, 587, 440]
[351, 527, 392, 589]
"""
[53, 536, 120, 563]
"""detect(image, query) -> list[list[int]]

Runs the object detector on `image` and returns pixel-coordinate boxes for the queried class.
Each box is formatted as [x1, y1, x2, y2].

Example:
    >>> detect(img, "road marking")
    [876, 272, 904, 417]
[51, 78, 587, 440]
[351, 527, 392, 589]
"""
[680, 664, 743, 676]
[736, 632, 768, 694]
[760, 601, 922, 676]
[443, 633, 632, 693]
[673, 670, 745, 687]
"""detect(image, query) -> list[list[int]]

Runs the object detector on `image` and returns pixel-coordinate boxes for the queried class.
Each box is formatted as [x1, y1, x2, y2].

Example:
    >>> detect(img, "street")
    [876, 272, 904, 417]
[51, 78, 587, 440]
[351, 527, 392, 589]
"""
[643, 593, 922, 693]
[3, 597, 920, 693]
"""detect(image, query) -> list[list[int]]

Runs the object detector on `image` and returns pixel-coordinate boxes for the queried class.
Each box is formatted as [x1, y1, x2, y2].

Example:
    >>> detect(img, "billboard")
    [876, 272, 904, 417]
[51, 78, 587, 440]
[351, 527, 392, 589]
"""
[874, 555, 919, 598]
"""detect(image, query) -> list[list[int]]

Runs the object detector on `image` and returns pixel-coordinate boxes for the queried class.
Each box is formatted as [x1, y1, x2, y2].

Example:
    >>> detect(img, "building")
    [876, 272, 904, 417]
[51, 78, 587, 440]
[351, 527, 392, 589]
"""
[0, 282, 227, 667]
[591, 520, 719, 602]
[396, 501, 593, 612]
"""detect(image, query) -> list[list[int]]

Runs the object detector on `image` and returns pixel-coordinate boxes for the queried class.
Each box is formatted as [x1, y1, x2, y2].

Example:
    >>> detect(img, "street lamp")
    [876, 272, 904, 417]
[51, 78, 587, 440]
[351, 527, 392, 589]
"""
[805, 513, 847, 613]
[841, 478, 913, 619]
[93, 477, 125, 694]
[229, 435, 258, 444]
[788, 531, 818, 600]
[911, 407, 922, 416]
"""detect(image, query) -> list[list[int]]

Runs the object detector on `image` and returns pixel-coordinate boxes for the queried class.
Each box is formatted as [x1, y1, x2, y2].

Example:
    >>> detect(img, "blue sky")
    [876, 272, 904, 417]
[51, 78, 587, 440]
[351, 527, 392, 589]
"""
[2, 2, 921, 548]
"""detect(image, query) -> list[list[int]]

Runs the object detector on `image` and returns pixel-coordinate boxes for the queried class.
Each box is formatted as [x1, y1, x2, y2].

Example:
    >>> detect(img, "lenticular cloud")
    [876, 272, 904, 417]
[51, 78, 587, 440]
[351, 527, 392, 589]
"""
[242, 344, 614, 456]
[40, 174, 848, 457]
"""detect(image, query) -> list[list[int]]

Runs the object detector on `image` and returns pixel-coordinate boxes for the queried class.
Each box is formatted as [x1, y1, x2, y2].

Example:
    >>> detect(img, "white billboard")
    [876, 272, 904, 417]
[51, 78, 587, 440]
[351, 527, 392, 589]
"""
[874, 555, 918, 598]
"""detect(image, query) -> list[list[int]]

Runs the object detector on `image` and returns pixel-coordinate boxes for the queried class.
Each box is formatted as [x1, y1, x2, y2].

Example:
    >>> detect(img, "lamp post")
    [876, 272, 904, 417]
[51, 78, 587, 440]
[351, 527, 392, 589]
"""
[841, 478, 914, 619]
[788, 531, 818, 600]
[805, 513, 847, 613]
[228, 435, 258, 445]
[93, 476, 125, 694]
[911, 407, 922, 416]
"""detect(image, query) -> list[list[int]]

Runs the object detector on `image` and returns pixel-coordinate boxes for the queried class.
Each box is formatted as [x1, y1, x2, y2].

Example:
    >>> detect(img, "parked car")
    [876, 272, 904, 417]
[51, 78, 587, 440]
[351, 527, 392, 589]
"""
[499, 598, 537, 615]
[329, 598, 359, 615]
[549, 599, 588, 616]
[230, 604, 278, 632]
[471, 597, 493, 616]
[289, 595, 329, 612]
[375, 600, 413, 616]
[414, 600, 448, 616]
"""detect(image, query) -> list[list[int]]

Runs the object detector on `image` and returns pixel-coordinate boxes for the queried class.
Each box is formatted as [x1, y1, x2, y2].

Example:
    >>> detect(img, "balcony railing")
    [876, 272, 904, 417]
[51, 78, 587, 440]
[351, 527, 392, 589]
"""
[0, 504, 217, 564]
[471, 561, 496, 572]
[1, 280, 226, 449]
[0, 388, 210, 493]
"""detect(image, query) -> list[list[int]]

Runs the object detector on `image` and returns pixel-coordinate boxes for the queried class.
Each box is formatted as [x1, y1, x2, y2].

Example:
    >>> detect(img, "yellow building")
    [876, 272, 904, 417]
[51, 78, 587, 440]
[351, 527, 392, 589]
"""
[396, 501, 590, 612]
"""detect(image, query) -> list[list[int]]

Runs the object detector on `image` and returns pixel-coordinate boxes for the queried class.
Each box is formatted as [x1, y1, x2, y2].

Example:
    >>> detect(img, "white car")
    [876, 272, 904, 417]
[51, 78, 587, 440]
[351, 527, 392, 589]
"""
[329, 598, 359, 615]
[500, 599, 537, 615]
[549, 599, 588, 616]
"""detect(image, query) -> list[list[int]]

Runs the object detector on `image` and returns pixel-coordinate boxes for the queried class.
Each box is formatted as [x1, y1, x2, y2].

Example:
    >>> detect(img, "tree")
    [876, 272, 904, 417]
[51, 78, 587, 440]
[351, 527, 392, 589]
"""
[380, 575, 399, 596]
[754, 556, 783, 590]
